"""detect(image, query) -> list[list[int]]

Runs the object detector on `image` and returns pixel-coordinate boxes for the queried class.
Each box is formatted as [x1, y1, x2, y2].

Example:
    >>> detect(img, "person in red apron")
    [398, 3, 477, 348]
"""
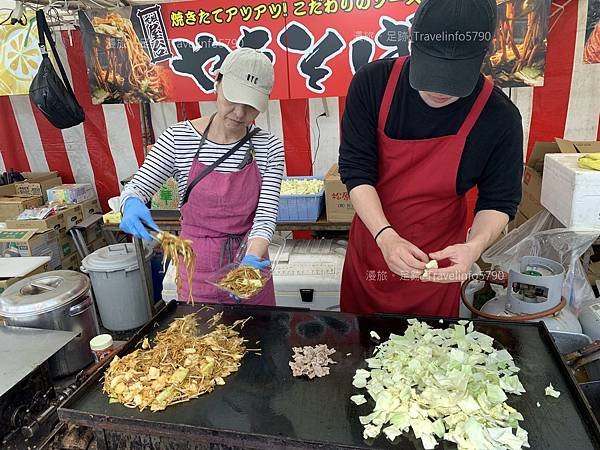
[339, 0, 524, 316]
[120, 48, 284, 305]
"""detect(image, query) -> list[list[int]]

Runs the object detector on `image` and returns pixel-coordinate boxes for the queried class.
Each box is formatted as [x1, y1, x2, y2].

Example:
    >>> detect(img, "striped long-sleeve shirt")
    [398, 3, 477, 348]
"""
[121, 120, 285, 241]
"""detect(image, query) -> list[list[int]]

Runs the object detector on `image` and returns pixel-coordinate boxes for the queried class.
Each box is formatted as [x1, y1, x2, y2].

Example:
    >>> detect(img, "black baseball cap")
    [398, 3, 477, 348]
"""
[409, 0, 497, 97]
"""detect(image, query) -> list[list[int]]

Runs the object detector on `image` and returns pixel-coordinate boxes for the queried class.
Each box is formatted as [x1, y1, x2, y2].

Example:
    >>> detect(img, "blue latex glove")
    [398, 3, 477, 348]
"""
[229, 293, 242, 304]
[119, 197, 160, 241]
[241, 254, 271, 270]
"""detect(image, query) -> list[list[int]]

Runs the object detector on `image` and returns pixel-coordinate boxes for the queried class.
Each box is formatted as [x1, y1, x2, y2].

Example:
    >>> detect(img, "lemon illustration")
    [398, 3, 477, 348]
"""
[1, 25, 42, 81]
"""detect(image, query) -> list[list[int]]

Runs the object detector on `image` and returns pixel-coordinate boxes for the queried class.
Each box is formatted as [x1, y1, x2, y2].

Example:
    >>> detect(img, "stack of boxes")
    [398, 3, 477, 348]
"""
[516, 139, 600, 229]
[0, 174, 104, 273]
[0, 172, 63, 270]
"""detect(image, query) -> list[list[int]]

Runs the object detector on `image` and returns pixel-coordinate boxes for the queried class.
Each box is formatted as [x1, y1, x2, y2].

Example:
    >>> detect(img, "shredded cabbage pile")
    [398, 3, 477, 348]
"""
[351, 319, 529, 450]
[280, 179, 324, 195]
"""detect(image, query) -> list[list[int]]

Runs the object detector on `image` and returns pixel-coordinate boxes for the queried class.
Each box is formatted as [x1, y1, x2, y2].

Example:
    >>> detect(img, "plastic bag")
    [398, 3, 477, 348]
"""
[233, 232, 285, 269]
[207, 263, 274, 303]
[482, 210, 599, 314]
[208, 233, 285, 303]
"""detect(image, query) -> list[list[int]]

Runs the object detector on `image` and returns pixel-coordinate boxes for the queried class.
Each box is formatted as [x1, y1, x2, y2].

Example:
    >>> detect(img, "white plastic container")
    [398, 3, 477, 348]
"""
[90, 334, 114, 362]
[81, 243, 153, 331]
[162, 262, 178, 302]
[272, 239, 346, 311]
[541, 153, 600, 228]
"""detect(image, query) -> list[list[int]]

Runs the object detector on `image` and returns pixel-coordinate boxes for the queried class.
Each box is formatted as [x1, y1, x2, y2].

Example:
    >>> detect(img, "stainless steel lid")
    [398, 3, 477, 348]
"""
[0, 270, 90, 317]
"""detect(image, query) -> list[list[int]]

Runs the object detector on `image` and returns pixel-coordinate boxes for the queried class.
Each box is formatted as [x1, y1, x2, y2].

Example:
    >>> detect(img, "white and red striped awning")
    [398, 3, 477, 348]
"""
[1, 0, 598, 210]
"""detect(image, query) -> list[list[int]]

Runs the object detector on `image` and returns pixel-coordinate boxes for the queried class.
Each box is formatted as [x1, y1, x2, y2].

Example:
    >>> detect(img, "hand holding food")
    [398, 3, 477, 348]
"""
[423, 243, 480, 284]
[241, 254, 271, 270]
[376, 228, 428, 279]
[217, 266, 267, 299]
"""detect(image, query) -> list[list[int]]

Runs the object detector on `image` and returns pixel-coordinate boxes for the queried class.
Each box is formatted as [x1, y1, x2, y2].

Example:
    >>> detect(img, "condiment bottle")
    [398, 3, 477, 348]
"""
[90, 334, 114, 363]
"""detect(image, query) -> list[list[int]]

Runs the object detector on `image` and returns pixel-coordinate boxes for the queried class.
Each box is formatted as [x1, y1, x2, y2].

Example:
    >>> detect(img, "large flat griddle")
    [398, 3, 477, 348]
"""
[59, 301, 600, 449]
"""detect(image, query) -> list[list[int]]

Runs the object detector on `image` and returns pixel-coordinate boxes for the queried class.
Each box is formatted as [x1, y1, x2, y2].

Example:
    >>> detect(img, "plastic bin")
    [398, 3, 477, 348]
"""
[277, 176, 325, 223]
[81, 243, 153, 331]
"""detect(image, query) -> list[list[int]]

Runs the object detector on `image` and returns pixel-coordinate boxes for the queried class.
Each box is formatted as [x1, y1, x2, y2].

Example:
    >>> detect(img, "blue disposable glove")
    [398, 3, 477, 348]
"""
[119, 197, 160, 241]
[241, 254, 271, 270]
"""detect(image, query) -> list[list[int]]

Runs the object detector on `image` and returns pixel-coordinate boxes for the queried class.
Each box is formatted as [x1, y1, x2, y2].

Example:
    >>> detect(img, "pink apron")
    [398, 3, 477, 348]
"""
[177, 117, 275, 305]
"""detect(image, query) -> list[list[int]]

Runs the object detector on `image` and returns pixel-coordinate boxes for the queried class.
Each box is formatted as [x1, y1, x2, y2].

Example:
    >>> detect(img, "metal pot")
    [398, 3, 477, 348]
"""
[0, 270, 99, 378]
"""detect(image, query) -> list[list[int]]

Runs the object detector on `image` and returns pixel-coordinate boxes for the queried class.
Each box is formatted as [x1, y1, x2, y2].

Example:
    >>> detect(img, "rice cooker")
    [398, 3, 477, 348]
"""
[0, 270, 99, 378]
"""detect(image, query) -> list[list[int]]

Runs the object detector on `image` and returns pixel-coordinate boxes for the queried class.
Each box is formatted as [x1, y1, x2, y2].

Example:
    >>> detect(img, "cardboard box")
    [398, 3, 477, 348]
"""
[58, 230, 75, 258]
[507, 211, 529, 232]
[0, 276, 18, 294]
[520, 139, 599, 220]
[0, 196, 43, 220]
[516, 211, 529, 228]
[80, 198, 102, 218]
[0, 183, 16, 197]
[47, 184, 95, 205]
[61, 205, 84, 230]
[0, 229, 61, 269]
[82, 222, 103, 242]
[21, 171, 59, 181]
[0, 262, 49, 294]
[4, 214, 63, 233]
[88, 236, 108, 253]
[15, 175, 62, 202]
[151, 178, 180, 210]
[324, 164, 355, 222]
[541, 152, 600, 228]
[60, 252, 79, 271]
[14, 206, 85, 232]
[587, 261, 600, 289]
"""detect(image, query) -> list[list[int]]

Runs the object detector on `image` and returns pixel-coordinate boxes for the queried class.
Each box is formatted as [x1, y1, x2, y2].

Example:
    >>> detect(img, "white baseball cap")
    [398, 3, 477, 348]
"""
[218, 48, 274, 113]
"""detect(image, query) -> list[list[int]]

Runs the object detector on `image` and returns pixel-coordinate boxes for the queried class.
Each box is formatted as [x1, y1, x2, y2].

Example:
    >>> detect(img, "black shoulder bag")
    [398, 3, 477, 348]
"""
[29, 9, 85, 129]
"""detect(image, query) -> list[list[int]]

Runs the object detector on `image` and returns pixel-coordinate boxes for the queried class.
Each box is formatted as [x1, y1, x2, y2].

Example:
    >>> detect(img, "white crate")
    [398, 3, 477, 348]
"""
[541, 153, 600, 228]
[272, 239, 346, 311]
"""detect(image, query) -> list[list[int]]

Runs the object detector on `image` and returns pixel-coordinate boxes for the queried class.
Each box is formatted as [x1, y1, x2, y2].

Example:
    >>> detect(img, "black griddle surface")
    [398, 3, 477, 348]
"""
[59, 302, 600, 449]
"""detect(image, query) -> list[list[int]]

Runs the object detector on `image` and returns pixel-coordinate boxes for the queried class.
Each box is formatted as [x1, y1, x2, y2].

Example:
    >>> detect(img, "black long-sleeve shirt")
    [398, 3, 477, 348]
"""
[339, 57, 523, 220]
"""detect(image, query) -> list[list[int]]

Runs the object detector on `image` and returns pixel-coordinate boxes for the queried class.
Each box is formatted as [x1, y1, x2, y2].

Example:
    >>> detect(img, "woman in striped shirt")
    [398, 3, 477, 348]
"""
[120, 48, 284, 304]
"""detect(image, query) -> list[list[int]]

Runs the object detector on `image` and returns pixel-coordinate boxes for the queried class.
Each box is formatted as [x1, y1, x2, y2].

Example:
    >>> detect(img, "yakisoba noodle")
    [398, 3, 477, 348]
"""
[158, 232, 195, 304]
[217, 266, 266, 299]
[90, 13, 166, 102]
[103, 312, 250, 411]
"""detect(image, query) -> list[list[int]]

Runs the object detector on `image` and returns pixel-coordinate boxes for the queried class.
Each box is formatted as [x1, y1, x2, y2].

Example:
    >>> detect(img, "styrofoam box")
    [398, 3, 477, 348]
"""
[272, 239, 346, 311]
[541, 153, 600, 228]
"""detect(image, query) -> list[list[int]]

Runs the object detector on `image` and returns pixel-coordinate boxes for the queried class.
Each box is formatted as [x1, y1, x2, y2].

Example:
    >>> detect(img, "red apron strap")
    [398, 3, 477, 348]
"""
[457, 78, 494, 138]
[377, 56, 408, 131]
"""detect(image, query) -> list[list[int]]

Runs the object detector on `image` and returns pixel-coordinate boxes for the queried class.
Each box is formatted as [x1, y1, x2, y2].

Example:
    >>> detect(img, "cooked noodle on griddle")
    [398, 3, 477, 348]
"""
[103, 312, 250, 412]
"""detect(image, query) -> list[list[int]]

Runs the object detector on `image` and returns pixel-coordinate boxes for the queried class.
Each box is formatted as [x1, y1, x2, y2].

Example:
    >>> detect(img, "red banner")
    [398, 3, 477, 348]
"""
[79, 0, 550, 104]
[78, 0, 417, 103]
[281, 1, 416, 98]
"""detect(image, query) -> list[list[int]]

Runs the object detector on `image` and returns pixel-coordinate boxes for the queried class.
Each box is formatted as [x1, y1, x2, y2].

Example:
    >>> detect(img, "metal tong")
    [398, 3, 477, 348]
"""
[143, 223, 163, 244]
[564, 341, 600, 371]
